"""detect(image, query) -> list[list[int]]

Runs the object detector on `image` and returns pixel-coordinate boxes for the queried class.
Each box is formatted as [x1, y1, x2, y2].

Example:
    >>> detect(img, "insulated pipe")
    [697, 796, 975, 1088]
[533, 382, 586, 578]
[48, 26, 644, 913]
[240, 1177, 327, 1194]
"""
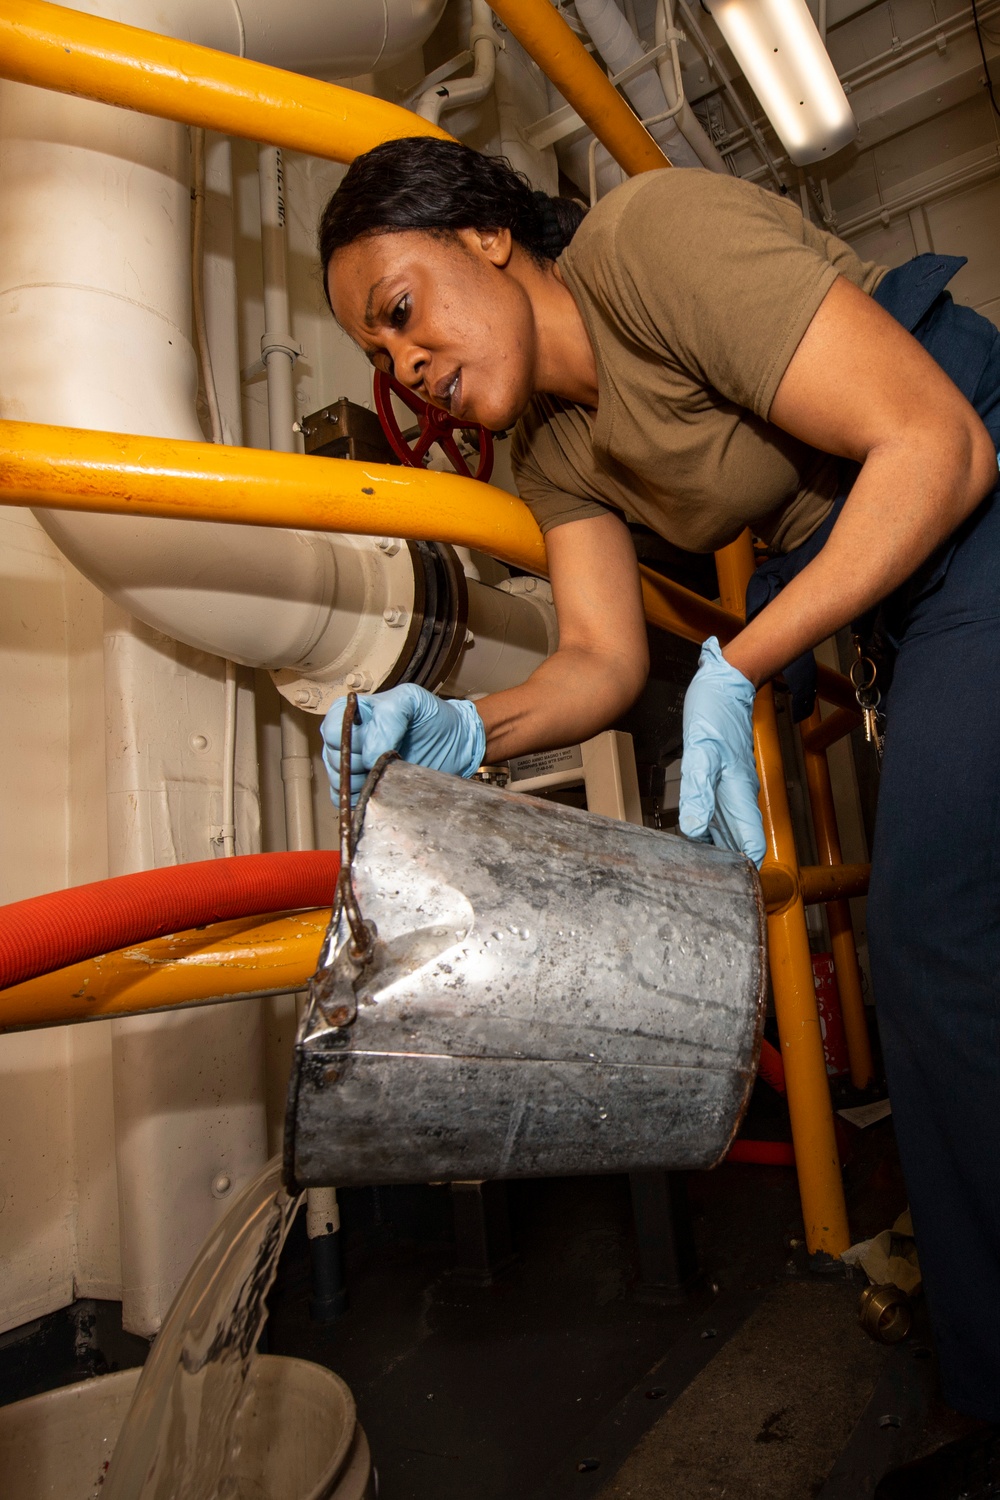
[0, 914, 329, 1032]
[716, 532, 850, 1258]
[571, 0, 703, 169]
[0, 419, 860, 713]
[0, 1, 453, 164]
[482, 0, 672, 174]
[0, 852, 339, 991]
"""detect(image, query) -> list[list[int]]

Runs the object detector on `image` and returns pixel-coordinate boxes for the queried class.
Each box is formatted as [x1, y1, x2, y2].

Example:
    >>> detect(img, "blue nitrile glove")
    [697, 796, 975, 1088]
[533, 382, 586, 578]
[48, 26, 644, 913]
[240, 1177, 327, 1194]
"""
[678, 636, 766, 868]
[321, 683, 486, 804]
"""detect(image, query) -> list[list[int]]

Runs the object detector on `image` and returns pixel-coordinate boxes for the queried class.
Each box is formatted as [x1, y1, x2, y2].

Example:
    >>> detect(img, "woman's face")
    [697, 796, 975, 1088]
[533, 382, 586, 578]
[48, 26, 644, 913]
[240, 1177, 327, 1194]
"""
[326, 227, 539, 432]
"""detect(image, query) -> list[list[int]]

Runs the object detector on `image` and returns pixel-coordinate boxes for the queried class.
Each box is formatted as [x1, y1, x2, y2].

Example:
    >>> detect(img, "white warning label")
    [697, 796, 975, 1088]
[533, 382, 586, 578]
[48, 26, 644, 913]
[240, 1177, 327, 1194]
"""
[507, 745, 583, 783]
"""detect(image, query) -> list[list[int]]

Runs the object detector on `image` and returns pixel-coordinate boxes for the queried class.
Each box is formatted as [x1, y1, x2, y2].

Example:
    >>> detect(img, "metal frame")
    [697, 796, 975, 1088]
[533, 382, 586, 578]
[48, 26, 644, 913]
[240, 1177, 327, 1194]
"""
[0, 0, 874, 1258]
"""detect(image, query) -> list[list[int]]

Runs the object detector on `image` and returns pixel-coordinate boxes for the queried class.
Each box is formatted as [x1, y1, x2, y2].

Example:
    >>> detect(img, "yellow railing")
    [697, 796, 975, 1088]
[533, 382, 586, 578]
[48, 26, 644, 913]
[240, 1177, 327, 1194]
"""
[0, 0, 871, 1258]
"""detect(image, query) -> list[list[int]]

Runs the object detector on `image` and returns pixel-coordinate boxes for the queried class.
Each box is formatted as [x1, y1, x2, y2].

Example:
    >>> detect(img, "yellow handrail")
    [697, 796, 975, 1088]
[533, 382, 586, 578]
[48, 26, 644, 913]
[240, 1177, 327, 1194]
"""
[0, 913, 327, 1032]
[0, 0, 451, 163]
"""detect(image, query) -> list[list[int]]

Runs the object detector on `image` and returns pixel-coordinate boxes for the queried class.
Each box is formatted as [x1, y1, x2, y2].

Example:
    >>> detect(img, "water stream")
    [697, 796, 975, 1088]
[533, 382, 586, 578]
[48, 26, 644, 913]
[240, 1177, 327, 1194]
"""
[102, 1156, 302, 1500]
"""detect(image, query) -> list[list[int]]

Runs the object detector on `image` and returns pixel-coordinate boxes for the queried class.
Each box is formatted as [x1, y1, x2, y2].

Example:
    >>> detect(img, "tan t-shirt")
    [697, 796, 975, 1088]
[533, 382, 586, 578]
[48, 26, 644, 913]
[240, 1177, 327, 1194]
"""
[511, 170, 887, 555]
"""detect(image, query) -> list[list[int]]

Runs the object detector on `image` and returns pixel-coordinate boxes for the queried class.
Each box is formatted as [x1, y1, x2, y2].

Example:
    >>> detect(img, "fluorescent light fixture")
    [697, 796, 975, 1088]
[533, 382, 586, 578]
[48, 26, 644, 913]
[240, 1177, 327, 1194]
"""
[704, 0, 858, 166]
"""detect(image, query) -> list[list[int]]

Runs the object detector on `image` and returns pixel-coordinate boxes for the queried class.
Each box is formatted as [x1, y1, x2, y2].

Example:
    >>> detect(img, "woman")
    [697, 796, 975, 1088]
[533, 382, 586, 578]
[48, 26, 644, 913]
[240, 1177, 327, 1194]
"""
[318, 137, 1000, 1488]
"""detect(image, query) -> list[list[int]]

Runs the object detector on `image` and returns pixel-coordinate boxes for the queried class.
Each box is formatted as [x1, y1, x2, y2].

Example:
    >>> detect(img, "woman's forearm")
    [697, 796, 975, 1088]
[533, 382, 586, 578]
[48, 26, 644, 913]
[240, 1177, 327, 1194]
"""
[475, 642, 649, 764]
[723, 426, 997, 688]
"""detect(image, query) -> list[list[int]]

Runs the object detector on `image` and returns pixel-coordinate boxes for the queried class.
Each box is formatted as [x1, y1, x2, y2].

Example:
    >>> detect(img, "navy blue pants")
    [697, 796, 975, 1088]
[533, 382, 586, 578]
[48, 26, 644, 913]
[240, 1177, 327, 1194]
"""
[829, 259, 1000, 1419]
[870, 489, 1000, 1420]
[755, 256, 1000, 1418]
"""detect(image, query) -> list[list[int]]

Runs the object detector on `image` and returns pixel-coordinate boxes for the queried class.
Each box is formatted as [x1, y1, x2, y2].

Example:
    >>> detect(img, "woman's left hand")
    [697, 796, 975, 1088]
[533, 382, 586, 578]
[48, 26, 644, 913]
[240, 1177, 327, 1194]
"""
[678, 637, 765, 867]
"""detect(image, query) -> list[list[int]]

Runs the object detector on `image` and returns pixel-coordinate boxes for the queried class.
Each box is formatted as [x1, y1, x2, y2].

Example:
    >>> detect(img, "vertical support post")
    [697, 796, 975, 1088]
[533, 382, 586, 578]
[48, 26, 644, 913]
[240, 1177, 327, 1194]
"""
[800, 706, 876, 1089]
[629, 1171, 700, 1299]
[714, 534, 850, 1258]
[449, 1180, 515, 1285]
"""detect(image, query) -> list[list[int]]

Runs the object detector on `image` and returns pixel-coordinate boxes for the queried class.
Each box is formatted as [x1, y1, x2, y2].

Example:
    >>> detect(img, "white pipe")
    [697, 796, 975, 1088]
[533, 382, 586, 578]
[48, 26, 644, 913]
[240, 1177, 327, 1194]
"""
[280, 705, 316, 854]
[202, 134, 245, 446]
[257, 146, 299, 455]
[442, 578, 557, 700]
[653, 0, 729, 172]
[798, 171, 812, 223]
[219, 658, 238, 858]
[838, 152, 1000, 240]
[415, 0, 499, 125]
[191, 128, 225, 445]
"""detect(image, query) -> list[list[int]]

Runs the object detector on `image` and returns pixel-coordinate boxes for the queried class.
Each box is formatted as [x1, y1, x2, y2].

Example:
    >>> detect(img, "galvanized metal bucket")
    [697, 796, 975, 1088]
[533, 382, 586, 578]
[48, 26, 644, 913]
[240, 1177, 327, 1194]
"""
[286, 758, 767, 1190]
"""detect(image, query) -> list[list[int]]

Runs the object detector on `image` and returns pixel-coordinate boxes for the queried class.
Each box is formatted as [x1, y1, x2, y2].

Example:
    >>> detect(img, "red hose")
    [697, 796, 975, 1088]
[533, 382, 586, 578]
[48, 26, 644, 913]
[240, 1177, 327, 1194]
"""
[758, 1037, 786, 1094]
[0, 851, 339, 990]
[727, 1139, 795, 1167]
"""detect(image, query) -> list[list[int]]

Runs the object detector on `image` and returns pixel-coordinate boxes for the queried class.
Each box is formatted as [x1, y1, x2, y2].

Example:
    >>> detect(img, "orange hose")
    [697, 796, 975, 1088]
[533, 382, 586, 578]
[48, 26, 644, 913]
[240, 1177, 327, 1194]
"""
[0, 852, 338, 989]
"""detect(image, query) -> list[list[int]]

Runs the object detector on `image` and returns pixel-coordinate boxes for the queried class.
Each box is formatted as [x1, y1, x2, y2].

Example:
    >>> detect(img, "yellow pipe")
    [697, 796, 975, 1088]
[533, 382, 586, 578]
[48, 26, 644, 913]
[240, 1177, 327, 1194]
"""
[715, 533, 850, 1258]
[761, 861, 869, 915]
[487, 0, 671, 175]
[800, 706, 859, 754]
[799, 862, 870, 906]
[801, 703, 876, 1088]
[0, 419, 859, 707]
[0, 0, 452, 164]
[0, 912, 329, 1032]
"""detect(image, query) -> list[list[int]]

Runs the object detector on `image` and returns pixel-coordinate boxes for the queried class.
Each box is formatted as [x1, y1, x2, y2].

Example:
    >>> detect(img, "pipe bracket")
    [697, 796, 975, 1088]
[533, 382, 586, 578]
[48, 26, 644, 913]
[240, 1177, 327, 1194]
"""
[261, 331, 302, 364]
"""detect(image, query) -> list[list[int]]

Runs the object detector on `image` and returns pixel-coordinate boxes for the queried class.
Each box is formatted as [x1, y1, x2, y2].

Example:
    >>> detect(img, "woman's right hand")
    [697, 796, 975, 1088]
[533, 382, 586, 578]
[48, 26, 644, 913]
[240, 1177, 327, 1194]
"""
[321, 684, 486, 804]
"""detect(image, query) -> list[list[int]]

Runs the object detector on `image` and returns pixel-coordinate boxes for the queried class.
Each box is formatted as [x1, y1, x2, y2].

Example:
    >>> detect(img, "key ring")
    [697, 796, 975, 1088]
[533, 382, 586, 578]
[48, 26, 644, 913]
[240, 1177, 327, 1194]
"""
[849, 655, 878, 694]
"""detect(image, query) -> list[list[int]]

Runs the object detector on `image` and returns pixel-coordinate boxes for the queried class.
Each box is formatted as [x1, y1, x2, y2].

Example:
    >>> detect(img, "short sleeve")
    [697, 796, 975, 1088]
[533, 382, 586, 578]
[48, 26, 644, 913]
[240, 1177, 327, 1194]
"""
[578, 172, 841, 420]
[511, 402, 614, 534]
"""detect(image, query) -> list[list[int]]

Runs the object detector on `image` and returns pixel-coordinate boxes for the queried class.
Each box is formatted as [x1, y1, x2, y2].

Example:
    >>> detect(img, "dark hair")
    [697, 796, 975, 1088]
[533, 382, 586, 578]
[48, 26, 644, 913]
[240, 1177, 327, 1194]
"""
[318, 137, 586, 302]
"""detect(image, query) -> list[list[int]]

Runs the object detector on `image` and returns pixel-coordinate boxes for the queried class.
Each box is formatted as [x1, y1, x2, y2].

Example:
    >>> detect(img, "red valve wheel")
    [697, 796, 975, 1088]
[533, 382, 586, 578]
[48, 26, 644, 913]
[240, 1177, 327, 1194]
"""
[373, 370, 495, 484]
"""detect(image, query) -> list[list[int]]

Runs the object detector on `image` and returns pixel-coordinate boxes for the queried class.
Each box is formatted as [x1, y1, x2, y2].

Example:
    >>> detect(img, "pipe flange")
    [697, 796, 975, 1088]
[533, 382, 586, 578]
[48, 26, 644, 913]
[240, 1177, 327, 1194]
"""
[271, 536, 423, 714]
